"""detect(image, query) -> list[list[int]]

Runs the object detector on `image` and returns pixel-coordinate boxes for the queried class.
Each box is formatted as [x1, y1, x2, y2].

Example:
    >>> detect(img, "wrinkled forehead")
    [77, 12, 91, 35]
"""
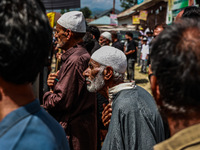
[56, 23, 66, 31]
[99, 35, 106, 39]
[88, 59, 101, 67]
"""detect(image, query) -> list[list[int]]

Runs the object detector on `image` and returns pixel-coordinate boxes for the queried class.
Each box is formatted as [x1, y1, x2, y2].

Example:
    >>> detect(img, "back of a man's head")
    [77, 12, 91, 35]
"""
[87, 25, 100, 41]
[151, 18, 200, 117]
[125, 32, 133, 38]
[0, 0, 52, 84]
[176, 6, 200, 21]
[111, 32, 118, 39]
[182, 6, 200, 19]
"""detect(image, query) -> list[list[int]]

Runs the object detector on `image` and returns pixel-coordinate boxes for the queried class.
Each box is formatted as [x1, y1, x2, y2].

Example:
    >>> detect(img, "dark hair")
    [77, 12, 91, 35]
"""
[151, 18, 200, 116]
[72, 31, 85, 40]
[182, 6, 200, 19]
[82, 32, 95, 54]
[154, 23, 167, 30]
[87, 25, 100, 41]
[125, 32, 133, 38]
[0, 0, 52, 84]
[111, 31, 118, 39]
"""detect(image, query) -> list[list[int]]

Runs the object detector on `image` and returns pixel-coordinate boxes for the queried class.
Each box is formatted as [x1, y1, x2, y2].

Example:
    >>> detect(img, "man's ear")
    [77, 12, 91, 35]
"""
[150, 76, 162, 106]
[103, 66, 113, 81]
[64, 29, 72, 40]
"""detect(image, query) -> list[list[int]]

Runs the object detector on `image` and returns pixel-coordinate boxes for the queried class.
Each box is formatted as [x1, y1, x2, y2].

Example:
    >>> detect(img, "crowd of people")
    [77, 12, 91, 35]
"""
[0, 0, 200, 150]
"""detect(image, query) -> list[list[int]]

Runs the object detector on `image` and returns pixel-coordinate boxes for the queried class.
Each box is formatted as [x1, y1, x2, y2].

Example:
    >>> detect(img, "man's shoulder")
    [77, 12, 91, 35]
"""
[0, 104, 69, 150]
[114, 86, 157, 114]
[68, 46, 90, 62]
[61, 46, 90, 69]
[154, 123, 200, 150]
[112, 88, 138, 112]
[29, 109, 69, 149]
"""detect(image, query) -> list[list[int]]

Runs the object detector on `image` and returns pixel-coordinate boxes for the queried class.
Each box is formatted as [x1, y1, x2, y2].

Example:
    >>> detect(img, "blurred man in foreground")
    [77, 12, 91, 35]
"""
[0, 0, 69, 149]
[151, 18, 200, 150]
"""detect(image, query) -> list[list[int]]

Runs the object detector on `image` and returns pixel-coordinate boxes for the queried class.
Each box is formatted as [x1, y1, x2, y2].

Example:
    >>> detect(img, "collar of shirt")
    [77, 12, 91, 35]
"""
[108, 82, 136, 104]
[154, 123, 200, 150]
[61, 43, 84, 62]
[0, 100, 40, 138]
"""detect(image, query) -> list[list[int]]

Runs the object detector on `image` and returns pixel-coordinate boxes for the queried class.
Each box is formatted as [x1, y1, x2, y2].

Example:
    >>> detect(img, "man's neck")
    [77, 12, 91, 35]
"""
[0, 79, 35, 121]
[99, 81, 124, 100]
[65, 38, 83, 50]
[168, 116, 200, 136]
[113, 39, 118, 43]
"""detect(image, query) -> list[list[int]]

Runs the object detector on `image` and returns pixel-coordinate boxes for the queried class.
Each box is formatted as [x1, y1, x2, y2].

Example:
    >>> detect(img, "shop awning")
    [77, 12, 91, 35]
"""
[118, 0, 166, 19]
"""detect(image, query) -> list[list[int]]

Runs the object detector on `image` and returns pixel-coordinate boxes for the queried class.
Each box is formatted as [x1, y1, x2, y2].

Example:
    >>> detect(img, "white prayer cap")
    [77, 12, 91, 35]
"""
[91, 46, 127, 73]
[57, 11, 86, 33]
[101, 32, 112, 41]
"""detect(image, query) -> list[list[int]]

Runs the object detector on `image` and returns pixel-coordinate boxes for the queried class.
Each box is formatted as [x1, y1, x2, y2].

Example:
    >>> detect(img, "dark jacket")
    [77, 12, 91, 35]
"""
[102, 86, 165, 150]
[43, 44, 97, 150]
[112, 40, 124, 51]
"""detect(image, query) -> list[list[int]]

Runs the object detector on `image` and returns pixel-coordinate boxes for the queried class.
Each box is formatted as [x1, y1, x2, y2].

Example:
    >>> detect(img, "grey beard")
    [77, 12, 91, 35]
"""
[86, 66, 105, 92]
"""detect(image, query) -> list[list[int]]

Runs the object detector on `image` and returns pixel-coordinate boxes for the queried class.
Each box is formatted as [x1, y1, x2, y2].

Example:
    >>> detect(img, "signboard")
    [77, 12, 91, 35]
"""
[110, 14, 118, 26]
[166, 0, 196, 24]
[137, 0, 144, 5]
[41, 0, 80, 9]
[139, 10, 148, 21]
[47, 12, 55, 28]
[172, 0, 189, 10]
[132, 15, 140, 24]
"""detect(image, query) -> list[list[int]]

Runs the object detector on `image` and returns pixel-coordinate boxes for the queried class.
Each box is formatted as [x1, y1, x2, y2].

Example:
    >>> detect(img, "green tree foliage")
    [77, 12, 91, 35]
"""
[80, 7, 92, 18]
[60, 9, 70, 14]
[60, 9, 65, 14]
[120, 0, 137, 11]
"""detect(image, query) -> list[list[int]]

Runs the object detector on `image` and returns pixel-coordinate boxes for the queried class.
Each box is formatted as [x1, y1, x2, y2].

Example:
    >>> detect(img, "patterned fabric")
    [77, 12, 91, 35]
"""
[102, 85, 165, 150]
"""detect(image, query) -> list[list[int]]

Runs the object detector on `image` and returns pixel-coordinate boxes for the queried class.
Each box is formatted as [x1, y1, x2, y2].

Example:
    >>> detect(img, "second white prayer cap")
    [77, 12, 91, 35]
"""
[101, 32, 112, 41]
[91, 46, 127, 74]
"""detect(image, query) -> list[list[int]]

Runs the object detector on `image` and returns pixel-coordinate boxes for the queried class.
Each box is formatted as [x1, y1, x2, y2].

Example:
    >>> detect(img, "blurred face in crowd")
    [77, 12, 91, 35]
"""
[125, 34, 132, 42]
[142, 40, 147, 45]
[83, 59, 105, 92]
[154, 26, 164, 37]
[99, 36, 110, 46]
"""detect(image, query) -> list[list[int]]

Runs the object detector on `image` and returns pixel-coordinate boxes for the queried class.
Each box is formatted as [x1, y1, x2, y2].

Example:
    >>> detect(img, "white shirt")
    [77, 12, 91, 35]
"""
[141, 44, 149, 60]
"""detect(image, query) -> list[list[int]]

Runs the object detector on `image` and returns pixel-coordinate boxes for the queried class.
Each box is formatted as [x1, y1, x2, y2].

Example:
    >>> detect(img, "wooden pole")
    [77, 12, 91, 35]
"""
[113, 0, 115, 14]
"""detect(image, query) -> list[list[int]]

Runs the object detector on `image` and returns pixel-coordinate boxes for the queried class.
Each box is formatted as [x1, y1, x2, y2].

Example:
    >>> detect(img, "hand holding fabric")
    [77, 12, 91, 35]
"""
[102, 103, 112, 128]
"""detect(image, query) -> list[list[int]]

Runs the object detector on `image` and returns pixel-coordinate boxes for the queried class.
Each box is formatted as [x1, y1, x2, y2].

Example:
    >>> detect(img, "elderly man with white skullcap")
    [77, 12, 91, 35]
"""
[43, 11, 97, 150]
[99, 31, 112, 46]
[83, 46, 166, 150]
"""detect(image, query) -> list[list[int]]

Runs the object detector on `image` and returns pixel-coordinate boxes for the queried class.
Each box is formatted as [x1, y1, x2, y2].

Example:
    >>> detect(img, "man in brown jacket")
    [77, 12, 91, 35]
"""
[43, 11, 97, 150]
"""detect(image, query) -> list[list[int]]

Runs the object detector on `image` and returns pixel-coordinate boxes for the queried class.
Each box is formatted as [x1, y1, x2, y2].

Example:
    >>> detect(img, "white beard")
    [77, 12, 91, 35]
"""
[86, 67, 105, 92]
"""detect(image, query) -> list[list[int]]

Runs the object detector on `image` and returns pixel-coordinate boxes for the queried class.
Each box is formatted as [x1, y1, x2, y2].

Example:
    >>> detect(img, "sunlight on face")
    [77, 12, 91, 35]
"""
[86, 66, 105, 92]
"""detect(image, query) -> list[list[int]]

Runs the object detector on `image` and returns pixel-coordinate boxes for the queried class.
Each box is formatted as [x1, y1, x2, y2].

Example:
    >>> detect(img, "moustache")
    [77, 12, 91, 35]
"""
[85, 77, 92, 83]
